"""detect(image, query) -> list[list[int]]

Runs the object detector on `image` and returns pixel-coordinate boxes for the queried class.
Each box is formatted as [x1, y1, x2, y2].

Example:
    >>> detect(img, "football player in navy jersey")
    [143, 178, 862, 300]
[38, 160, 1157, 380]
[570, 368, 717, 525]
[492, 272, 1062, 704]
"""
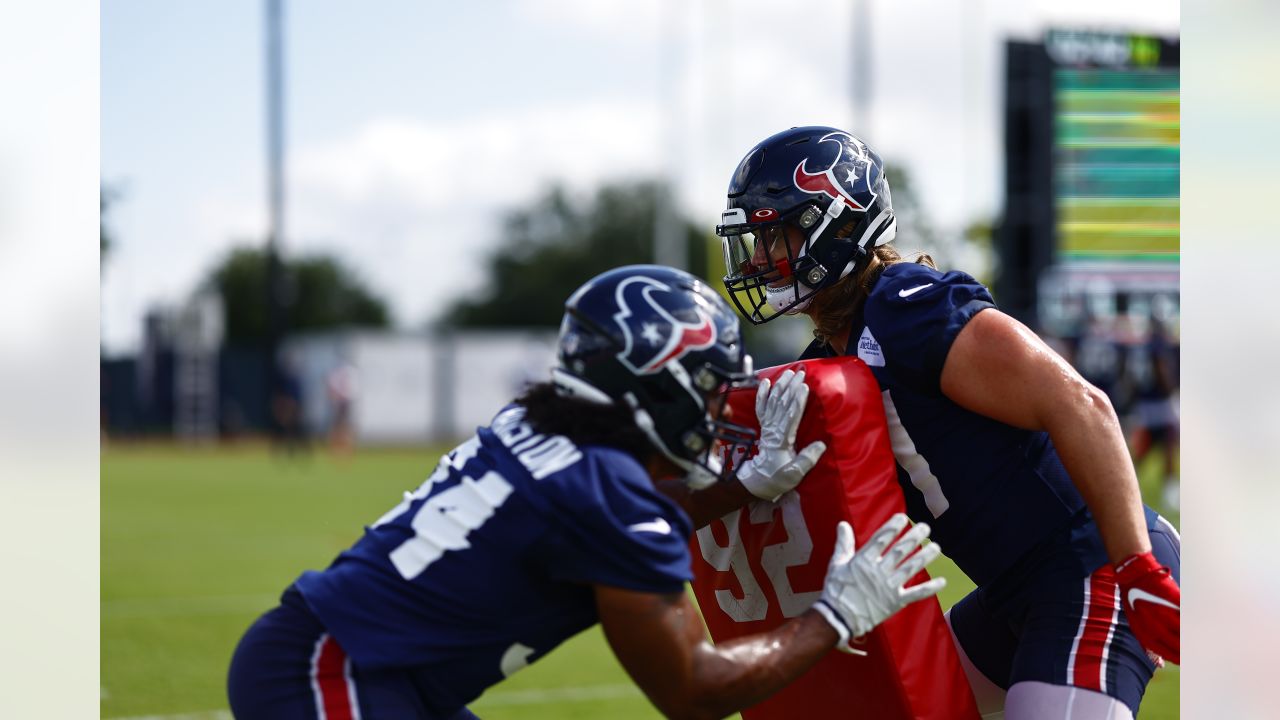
[715, 127, 1181, 719]
[227, 265, 947, 720]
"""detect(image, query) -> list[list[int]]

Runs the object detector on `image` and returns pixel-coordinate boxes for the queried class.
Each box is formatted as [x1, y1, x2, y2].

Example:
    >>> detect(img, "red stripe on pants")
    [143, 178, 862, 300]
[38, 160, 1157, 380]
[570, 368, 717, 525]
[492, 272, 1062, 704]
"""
[1071, 566, 1119, 692]
[311, 634, 356, 720]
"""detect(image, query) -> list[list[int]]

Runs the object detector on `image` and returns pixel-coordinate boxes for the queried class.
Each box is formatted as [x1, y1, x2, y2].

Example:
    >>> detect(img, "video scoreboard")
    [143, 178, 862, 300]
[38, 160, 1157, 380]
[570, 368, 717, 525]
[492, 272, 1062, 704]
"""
[996, 30, 1179, 326]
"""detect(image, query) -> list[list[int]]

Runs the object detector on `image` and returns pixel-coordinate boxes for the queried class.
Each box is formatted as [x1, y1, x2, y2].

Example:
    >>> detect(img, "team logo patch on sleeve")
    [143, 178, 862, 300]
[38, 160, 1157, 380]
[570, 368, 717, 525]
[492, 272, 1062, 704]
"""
[857, 327, 885, 367]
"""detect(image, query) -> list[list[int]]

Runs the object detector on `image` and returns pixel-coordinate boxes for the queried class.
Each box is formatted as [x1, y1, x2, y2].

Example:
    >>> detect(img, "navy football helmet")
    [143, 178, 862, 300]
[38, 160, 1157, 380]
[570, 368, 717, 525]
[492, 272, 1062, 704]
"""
[716, 126, 897, 324]
[553, 265, 756, 487]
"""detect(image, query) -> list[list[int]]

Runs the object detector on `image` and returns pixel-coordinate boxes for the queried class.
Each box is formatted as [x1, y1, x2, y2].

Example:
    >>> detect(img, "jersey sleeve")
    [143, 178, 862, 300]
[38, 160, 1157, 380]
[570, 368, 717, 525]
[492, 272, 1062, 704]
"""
[535, 447, 694, 594]
[864, 263, 996, 394]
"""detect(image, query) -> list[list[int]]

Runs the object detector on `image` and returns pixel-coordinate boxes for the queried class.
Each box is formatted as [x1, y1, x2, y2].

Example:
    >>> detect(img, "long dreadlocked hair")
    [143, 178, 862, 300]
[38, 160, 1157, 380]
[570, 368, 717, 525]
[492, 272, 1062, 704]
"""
[513, 381, 656, 462]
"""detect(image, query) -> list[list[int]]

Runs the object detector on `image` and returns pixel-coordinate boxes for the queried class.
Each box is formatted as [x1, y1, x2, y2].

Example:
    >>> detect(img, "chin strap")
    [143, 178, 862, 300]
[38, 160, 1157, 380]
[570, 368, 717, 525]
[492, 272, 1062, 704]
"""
[623, 392, 718, 490]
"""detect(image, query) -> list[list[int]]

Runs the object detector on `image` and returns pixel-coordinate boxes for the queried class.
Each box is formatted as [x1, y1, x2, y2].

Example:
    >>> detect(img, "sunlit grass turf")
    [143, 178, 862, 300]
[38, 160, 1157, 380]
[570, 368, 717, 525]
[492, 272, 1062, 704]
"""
[102, 442, 446, 718]
[102, 442, 1178, 719]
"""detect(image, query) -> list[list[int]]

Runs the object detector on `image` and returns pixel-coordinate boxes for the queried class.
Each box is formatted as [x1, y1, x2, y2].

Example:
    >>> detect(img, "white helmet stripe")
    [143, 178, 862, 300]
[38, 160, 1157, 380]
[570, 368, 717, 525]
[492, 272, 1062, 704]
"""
[550, 367, 615, 405]
[835, 209, 896, 281]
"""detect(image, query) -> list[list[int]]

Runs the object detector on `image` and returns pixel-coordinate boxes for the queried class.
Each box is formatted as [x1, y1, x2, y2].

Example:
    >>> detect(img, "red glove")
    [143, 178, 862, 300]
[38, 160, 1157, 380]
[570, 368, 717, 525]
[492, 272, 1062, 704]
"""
[1115, 551, 1180, 665]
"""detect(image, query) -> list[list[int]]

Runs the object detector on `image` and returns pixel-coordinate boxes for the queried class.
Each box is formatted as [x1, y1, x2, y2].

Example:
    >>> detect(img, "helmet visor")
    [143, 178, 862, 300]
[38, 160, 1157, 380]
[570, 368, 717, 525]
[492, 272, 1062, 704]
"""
[716, 210, 816, 325]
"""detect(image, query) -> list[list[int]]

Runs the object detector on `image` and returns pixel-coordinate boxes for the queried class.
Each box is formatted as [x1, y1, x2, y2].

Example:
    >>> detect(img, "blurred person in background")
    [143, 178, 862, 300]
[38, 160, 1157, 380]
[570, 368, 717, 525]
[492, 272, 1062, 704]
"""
[1072, 299, 1127, 415]
[227, 265, 945, 720]
[1126, 309, 1180, 511]
[325, 360, 357, 456]
[272, 351, 309, 455]
[714, 126, 1180, 719]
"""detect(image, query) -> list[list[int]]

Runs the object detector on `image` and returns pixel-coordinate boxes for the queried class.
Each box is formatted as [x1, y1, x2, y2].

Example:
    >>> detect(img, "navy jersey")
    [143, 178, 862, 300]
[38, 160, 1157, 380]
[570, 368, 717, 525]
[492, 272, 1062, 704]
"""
[800, 263, 1086, 585]
[293, 404, 692, 713]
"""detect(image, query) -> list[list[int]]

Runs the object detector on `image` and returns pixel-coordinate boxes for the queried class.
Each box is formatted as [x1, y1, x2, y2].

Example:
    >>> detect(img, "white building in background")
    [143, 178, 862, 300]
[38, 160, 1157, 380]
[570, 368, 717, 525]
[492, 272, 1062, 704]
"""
[172, 286, 225, 441]
[285, 329, 558, 445]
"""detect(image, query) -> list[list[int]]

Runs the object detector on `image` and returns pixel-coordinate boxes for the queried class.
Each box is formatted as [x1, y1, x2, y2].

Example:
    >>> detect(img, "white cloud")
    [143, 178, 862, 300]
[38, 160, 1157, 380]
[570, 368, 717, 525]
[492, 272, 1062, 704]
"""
[101, 172, 265, 355]
[100, 0, 1184, 354]
[283, 99, 665, 328]
[512, 0, 663, 39]
[101, 97, 668, 353]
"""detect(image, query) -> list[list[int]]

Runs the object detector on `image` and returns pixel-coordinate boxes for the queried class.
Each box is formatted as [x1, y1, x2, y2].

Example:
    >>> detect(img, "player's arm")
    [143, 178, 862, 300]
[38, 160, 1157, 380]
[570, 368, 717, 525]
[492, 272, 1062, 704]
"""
[656, 369, 827, 529]
[598, 588, 834, 719]
[940, 308, 1180, 663]
[939, 308, 1148, 562]
[597, 514, 944, 720]
[653, 475, 756, 530]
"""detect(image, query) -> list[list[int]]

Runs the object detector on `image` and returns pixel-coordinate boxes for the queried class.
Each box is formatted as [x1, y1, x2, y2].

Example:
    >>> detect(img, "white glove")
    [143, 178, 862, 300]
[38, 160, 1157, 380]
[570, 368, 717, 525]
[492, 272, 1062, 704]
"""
[812, 513, 946, 653]
[736, 369, 828, 501]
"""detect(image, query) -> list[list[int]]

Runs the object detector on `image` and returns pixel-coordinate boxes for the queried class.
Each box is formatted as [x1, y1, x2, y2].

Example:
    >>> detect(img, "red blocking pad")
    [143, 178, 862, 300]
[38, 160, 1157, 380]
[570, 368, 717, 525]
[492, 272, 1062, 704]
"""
[690, 357, 980, 720]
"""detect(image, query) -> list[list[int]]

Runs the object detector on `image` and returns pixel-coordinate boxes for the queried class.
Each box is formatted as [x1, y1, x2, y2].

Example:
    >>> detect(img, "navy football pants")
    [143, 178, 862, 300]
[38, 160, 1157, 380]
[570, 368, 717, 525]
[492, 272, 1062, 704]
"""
[227, 587, 481, 720]
[948, 508, 1180, 716]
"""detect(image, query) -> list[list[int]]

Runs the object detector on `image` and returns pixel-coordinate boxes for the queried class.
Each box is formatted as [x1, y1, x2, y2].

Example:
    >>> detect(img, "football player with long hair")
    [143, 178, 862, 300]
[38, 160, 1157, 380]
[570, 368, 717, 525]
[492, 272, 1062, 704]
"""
[227, 265, 946, 720]
[715, 127, 1180, 719]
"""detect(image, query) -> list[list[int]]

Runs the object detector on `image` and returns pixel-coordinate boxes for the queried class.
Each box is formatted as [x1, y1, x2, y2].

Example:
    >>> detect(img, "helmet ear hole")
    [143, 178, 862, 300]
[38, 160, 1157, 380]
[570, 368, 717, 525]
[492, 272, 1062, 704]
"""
[693, 367, 718, 392]
[682, 432, 707, 453]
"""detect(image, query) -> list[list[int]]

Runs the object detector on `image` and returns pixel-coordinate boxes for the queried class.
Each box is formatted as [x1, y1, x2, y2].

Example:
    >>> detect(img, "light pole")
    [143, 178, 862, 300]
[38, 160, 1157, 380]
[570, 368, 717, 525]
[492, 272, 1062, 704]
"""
[265, 0, 288, 439]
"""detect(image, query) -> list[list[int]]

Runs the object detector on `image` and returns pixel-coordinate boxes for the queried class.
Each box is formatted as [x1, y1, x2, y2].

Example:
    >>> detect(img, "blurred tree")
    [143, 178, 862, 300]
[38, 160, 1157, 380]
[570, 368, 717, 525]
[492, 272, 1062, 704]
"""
[882, 163, 936, 253]
[446, 180, 710, 328]
[963, 217, 997, 248]
[210, 247, 390, 345]
[962, 216, 998, 286]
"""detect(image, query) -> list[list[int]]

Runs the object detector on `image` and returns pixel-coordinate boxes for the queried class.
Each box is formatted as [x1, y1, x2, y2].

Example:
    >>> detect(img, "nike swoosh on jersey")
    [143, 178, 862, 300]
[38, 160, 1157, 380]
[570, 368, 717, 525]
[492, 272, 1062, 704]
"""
[898, 283, 934, 298]
[1127, 587, 1179, 612]
[627, 518, 672, 535]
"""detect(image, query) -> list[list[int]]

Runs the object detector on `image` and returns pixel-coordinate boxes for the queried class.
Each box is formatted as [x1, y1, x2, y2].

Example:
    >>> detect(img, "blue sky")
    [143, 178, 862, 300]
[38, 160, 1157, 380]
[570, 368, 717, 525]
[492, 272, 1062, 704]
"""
[101, 0, 1178, 354]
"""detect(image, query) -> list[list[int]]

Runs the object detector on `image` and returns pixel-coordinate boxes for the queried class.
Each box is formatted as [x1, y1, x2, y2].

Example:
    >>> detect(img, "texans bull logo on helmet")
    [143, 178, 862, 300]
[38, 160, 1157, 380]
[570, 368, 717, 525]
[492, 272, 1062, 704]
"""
[613, 277, 716, 375]
[792, 130, 878, 212]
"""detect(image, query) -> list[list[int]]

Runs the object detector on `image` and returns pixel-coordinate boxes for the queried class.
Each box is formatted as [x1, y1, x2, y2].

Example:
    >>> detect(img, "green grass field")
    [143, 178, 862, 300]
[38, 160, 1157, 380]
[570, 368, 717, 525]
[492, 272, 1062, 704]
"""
[102, 443, 1178, 719]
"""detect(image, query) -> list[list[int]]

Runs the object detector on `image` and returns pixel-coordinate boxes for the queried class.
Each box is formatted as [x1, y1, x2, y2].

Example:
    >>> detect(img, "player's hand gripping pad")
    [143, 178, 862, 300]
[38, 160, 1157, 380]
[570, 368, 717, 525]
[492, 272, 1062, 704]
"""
[689, 357, 980, 720]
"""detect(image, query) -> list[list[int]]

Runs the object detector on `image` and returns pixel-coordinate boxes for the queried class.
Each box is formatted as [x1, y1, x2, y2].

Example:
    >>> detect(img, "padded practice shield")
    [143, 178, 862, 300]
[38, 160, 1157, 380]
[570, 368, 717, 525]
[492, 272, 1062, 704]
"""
[689, 357, 979, 719]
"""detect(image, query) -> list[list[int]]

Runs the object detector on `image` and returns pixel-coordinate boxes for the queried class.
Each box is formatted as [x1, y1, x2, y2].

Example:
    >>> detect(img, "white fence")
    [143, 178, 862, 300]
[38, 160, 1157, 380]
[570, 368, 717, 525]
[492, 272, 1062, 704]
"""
[286, 329, 558, 444]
